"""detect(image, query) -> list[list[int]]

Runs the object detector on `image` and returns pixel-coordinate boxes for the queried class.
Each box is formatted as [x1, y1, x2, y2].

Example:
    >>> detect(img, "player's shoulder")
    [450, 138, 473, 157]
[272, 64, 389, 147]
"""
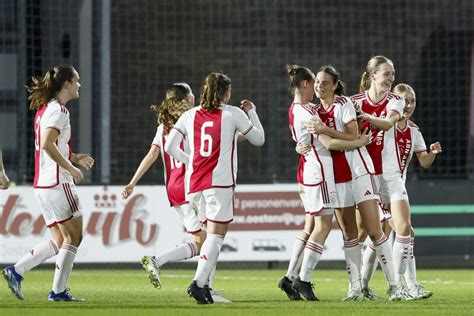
[334, 95, 352, 107]
[46, 99, 68, 115]
[387, 91, 404, 102]
[157, 123, 164, 134]
[297, 102, 319, 116]
[350, 92, 366, 103]
[407, 120, 421, 132]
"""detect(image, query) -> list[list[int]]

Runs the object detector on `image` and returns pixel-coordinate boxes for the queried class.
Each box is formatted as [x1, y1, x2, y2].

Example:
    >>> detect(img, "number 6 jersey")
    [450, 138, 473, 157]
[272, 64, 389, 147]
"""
[172, 105, 260, 194]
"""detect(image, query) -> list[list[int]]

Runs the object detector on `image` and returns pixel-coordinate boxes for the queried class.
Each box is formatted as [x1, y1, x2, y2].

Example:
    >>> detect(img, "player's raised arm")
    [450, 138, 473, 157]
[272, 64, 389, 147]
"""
[238, 99, 265, 146]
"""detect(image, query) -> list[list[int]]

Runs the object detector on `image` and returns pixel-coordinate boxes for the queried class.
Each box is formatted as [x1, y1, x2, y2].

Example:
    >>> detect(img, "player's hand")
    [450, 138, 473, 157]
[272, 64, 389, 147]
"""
[69, 166, 84, 184]
[357, 111, 371, 121]
[240, 99, 256, 113]
[430, 142, 442, 155]
[0, 172, 10, 190]
[76, 153, 95, 170]
[359, 128, 373, 145]
[295, 143, 311, 155]
[122, 184, 134, 199]
[304, 119, 326, 134]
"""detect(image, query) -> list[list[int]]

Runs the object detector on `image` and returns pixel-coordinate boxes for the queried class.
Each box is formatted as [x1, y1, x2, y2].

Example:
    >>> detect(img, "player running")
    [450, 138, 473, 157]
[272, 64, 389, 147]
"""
[3, 65, 94, 301]
[165, 72, 265, 304]
[122, 82, 230, 303]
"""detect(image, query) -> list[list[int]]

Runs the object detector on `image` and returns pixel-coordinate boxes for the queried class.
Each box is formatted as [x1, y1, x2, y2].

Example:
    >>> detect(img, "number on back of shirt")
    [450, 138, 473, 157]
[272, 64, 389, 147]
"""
[200, 121, 214, 157]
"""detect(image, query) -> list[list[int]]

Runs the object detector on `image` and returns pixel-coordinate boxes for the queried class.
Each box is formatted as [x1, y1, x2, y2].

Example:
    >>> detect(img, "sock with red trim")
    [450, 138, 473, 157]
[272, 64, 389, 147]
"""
[344, 239, 362, 291]
[299, 241, 323, 282]
[285, 237, 306, 281]
[156, 241, 198, 267]
[52, 244, 77, 294]
[193, 234, 223, 288]
[14, 240, 59, 276]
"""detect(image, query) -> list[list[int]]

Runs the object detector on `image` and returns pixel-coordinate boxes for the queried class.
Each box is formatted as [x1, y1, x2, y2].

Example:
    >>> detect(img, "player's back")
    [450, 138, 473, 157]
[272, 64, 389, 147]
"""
[288, 102, 333, 185]
[153, 124, 187, 206]
[175, 104, 250, 193]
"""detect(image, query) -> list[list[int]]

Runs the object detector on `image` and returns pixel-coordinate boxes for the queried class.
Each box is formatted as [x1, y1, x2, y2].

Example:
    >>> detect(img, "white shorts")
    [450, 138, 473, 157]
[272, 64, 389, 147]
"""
[298, 182, 335, 216]
[332, 173, 378, 208]
[34, 183, 83, 227]
[189, 187, 234, 223]
[173, 203, 203, 233]
[378, 203, 392, 222]
[377, 173, 409, 204]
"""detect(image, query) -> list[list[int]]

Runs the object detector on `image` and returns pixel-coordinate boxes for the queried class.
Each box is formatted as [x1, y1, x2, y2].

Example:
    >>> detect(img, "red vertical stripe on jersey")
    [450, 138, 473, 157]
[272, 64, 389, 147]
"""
[360, 99, 389, 175]
[189, 109, 222, 193]
[395, 127, 412, 174]
[162, 134, 186, 206]
[318, 106, 352, 183]
[33, 105, 47, 188]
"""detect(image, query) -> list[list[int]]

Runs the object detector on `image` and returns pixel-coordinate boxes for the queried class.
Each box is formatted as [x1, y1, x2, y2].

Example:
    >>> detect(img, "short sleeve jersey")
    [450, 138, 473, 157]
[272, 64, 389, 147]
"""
[173, 104, 253, 194]
[350, 91, 405, 175]
[33, 100, 73, 188]
[317, 95, 375, 183]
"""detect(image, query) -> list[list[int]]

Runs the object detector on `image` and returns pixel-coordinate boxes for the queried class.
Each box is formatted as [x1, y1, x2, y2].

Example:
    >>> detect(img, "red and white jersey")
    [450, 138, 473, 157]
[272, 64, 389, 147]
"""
[33, 100, 73, 188]
[173, 104, 253, 194]
[288, 102, 334, 185]
[395, 120, 427, 182]
[317, 96, 375, 183]
[351, 91, 405, 175]
[152, 124, 187, 206]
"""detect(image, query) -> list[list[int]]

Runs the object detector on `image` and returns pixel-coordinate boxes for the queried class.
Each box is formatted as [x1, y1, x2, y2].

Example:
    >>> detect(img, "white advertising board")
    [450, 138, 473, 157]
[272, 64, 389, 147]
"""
[0, 184, 345, 263]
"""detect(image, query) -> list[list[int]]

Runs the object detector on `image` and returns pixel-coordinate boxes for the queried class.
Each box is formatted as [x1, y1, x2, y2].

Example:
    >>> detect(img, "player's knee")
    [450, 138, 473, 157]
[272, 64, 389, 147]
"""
[397, 223, 411, 236]
[341, 227, 358, 241]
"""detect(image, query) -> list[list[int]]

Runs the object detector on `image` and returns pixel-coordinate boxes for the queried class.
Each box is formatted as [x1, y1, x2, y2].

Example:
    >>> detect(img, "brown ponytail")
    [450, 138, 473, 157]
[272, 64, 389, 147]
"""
[26, 64, 76, 110]
[287, 64, 314, 95]
[150, 83, 192, 133]
[359, 56, 393, 93]
[200, 72, 231, 112]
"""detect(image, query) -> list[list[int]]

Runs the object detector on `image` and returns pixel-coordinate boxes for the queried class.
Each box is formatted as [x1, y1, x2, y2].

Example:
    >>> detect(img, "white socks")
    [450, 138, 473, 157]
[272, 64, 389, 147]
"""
[361, 244, 378, 289]
[299, 241, 323, 282]
[156, 241, 198, 267]
[343, 239, 362, 291]
[52, 244, 77, 294]
[193, 234, 223, 288]
[14, 240, 59, 276]
[404, 237, 418, 289]
[392, 235, 411, 286]
[285, 237, 306, 280]
[373, 235, 397, 287]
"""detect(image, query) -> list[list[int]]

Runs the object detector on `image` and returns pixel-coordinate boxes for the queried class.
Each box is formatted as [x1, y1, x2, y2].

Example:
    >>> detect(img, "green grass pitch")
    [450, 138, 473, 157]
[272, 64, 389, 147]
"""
[1, 268, 473, 316]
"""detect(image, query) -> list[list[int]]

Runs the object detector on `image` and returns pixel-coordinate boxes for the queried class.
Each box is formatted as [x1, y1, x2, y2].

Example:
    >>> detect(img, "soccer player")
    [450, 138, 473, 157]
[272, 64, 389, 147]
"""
[122, 83, 230, 303]
[301, 65, 396, 301]
[0, 148, 11, 190]
[3, 65, 94, 301]
[351, 55, 410, 300]
[281, 65, 371, 301]
[359, 83, 440, 299]
[165, 72, 265, 304]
